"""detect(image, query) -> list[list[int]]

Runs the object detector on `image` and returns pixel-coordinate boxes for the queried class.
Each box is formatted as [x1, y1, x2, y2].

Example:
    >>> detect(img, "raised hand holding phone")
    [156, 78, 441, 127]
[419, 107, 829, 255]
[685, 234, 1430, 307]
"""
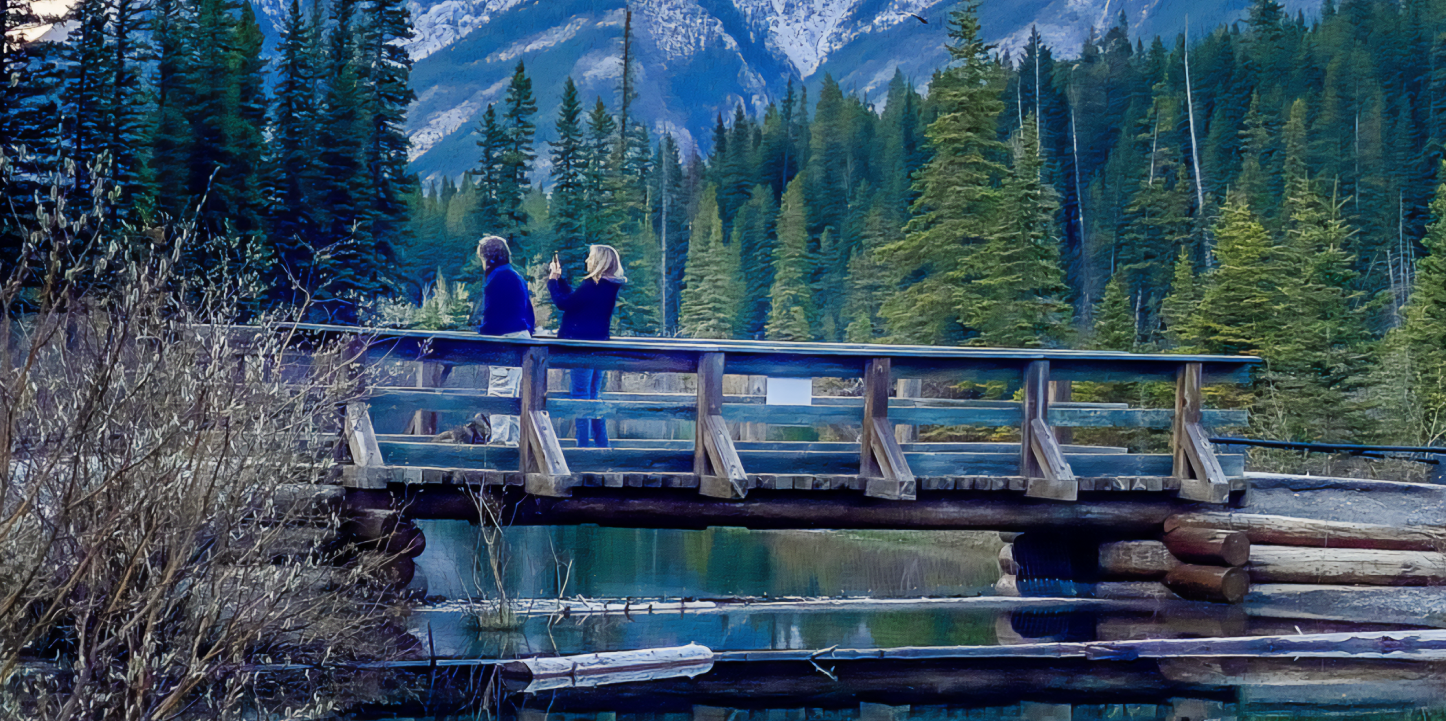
[548, 252, 562, 280]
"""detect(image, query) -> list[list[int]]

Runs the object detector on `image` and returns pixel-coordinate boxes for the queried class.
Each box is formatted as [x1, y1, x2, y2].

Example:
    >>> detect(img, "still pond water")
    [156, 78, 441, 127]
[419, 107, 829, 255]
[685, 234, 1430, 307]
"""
[358, 522, 1446, 720]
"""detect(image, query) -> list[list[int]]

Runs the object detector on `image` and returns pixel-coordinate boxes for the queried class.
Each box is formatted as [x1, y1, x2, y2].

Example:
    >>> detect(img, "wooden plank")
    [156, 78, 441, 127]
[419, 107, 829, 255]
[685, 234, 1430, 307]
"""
[345, 402, 383, 467]
[895, 378, 922, 443]
[1165, 512, 1446, 552]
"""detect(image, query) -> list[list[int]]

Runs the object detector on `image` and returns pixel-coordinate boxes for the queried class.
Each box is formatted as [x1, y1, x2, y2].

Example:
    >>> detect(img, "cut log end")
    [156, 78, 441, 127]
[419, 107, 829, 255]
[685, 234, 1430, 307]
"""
[1164, 564, 1249, 604]
[1164, 527, 1250, 567]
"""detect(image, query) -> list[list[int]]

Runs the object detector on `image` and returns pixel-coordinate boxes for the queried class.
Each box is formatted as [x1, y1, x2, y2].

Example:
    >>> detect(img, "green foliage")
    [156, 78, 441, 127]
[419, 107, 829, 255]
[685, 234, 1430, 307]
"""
[679, 185, 740, 339]
[880, 0, 1005, 345]
[766, 177, 815, 341]
[1092, 275, 1136, 351]
[1401, 166, 1446, 442]
[1185, 195, 1276, 356]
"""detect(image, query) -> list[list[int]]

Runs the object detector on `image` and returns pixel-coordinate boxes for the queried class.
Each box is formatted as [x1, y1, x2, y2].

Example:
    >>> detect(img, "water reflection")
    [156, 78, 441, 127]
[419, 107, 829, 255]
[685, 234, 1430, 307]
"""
[413, 522, 1005, 602]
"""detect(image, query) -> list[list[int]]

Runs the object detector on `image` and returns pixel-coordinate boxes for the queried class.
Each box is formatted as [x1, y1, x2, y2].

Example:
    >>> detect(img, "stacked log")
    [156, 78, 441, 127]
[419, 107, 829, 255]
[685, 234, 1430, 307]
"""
[341, 496, 428, 588]
[1166, 512, 1446, 589]
[1095, 529, 1252, 604]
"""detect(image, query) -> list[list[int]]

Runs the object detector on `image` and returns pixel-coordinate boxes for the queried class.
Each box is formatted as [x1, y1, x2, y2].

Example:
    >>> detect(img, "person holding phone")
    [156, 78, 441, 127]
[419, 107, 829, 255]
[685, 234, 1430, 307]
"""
[548, 245, 625, 448]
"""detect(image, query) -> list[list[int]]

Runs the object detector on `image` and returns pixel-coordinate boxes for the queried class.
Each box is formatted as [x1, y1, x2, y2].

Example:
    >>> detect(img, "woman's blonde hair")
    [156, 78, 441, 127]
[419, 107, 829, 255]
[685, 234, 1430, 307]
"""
[584, 244, 626, 283]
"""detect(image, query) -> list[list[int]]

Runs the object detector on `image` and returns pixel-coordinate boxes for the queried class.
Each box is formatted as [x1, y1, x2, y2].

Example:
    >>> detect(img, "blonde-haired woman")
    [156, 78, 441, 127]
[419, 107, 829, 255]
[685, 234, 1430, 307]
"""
[548, 244, 626, 448]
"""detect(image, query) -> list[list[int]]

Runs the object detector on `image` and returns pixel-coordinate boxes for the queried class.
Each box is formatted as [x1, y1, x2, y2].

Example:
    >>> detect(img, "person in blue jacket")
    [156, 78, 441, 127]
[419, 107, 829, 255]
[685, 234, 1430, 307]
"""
[548, 244, 625, 448]
[476, 235, 535, 445]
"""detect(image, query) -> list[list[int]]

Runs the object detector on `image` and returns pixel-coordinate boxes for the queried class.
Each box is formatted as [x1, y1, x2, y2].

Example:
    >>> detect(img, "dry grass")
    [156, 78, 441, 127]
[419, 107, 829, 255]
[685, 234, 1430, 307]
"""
[0, 170, 410, 719]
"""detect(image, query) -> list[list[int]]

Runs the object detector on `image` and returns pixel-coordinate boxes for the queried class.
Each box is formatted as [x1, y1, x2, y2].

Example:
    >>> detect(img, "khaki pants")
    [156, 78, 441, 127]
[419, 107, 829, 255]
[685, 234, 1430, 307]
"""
[487, 330, 531, 445]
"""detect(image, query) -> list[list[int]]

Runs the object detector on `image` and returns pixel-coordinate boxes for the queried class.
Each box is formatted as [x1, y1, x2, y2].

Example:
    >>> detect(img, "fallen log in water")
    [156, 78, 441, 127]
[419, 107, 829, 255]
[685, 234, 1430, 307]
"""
[713, 628, 1446, 662]
[1247, 546, 1446, 585]
[501, 644, 714, 692]
[1166, 512, 1446, 552]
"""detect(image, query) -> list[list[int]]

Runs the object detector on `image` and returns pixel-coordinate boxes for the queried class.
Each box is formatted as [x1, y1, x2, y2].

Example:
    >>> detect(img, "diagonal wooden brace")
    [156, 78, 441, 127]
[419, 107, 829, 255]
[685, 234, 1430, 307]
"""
[1024, 417, 1077, 501]
[1173, 362, 1230, 504]
[699, 414, 749, 499]
[523, 409, 573, 497]
[696, 352, 749, 499]
[345, 402, 383, 467]
[864, 416, 917, 501]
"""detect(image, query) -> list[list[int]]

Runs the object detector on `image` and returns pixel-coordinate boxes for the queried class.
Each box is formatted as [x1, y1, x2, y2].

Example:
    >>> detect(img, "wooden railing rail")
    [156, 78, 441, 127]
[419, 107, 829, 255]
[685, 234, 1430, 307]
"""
[284, 324, 1259, 505]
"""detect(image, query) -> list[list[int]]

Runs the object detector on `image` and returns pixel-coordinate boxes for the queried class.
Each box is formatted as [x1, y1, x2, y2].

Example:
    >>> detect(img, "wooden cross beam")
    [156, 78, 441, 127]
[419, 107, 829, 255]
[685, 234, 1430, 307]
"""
[862, 358, 917, 501]
[1021, 360, 1078, 501]
[1173, 362, 1229, 503]
[695, 352, 749, 499]
[344, 401, 383, 468]
[520, 346, 574, 497]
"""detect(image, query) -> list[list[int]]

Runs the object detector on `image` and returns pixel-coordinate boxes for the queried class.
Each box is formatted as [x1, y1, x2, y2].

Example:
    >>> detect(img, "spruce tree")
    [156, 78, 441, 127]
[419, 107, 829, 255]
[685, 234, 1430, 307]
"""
[679, 184, 739, 339]
[734, 185, 778, 338]
[1092, 275, 1136, 351]
[1402, 166, 1446, 441]
[879, 0, 1005, 344]
[1160, 248, 1200, 348]
[473, 104, 506, 236]
[362, 0, 417, 266]
[765, 177, 815, 341]
[966, 115, 1069, 348]
[265, 0, 320, 302]
[549, 77, 586, 274]
[498, 60, 537, 250]
[148, 0, 192, 221]
[1185, 194, 1276, 356]
[583, 97, 617, 246]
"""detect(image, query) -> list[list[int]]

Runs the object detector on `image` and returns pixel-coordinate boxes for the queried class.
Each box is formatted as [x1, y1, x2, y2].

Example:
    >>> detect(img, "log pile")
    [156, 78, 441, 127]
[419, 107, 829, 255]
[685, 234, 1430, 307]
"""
[1166, 512, 1446, 599]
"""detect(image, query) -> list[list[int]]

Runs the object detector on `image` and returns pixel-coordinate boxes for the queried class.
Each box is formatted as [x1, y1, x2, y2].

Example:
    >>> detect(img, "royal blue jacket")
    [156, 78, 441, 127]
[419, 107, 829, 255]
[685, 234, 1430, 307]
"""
[548, 276, 623, 340]
[477, 263, 535, 336]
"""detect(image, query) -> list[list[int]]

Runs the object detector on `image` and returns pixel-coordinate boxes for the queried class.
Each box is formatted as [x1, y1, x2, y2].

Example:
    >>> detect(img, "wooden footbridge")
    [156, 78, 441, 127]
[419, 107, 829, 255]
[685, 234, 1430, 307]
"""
[291, 325, 1258, 531]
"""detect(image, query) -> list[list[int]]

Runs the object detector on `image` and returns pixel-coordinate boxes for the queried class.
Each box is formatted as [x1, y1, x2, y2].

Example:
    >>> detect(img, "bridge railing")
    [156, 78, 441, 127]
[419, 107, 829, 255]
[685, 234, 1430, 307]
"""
[291, 325, 1259, 505]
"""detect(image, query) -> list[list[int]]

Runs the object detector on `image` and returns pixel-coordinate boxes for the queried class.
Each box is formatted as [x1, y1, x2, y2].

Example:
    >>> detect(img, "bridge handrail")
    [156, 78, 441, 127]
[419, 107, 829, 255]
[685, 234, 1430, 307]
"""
[281, 323, 1255, 505]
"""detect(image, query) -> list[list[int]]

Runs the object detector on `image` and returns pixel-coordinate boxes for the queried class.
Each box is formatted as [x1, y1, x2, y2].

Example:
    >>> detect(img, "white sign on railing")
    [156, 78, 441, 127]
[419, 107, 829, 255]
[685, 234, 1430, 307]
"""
[765, 377, 812, 406]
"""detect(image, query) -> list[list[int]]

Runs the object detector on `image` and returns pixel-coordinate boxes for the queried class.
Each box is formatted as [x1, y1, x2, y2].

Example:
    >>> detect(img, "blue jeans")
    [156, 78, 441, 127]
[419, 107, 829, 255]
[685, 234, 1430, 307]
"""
[571, 369, 608, 448]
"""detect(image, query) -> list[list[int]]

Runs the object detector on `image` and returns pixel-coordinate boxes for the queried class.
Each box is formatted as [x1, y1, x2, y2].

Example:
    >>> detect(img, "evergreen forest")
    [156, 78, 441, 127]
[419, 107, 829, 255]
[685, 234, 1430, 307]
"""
[4, 0, 1446, 447]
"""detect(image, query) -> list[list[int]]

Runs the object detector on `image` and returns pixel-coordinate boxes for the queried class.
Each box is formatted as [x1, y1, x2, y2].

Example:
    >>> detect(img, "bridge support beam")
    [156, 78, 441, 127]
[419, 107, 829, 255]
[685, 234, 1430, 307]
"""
[1173, 362, 1229, 504]
[862, 358, 916, 501]
[520, 346, 573, 497]
[1021, 361, 1077, 501]
[696, 352, 749, 500]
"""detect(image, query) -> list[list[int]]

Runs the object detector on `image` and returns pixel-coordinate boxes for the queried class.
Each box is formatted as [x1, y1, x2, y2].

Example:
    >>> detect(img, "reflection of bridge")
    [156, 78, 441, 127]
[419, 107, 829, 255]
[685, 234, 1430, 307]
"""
[298, 325, 1258, 530]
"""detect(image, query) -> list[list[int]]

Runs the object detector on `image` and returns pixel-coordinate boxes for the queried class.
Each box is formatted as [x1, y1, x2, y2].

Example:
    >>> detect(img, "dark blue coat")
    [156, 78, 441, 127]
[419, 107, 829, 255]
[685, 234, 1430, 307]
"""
[548, 276, 623, 340]
[477, 263, 535, 336]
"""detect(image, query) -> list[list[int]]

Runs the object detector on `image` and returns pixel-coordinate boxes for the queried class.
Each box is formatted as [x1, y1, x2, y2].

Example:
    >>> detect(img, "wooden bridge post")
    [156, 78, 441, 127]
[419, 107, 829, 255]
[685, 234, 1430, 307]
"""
[1173, 362, 1229, 503]
[696, 352, 749, 499]
[894, 378, 922, 444]
[861, 358, 916, 501]
[1021, 360, 1077, 501]
[404, 361, 444, 435]
[1049, 380, 1073, 446]
[520, 346, 573, 497]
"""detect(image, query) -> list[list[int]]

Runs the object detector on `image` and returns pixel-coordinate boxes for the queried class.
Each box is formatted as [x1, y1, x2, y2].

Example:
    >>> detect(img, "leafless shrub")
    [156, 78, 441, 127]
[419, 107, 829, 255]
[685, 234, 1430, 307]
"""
[0, 170, 410, 718]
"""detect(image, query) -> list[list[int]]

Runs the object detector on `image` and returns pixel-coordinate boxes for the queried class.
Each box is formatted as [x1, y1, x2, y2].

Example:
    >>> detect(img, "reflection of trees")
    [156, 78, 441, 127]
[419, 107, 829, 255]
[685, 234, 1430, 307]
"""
[758, 531, 1001, 597]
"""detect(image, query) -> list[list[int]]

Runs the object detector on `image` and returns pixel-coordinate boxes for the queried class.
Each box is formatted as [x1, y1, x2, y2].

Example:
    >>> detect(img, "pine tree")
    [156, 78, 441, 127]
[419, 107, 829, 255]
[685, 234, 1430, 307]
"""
[313, 0, 378, 316]
[1092, 275, 1136, 351]
[1185, 194, 1276, 356]
[965, 115, 1069, 347]
[734, 185, 778, 338]
[583, 97, 616, 246]
[361, 0, 417, 267]
[1160, 247, 1200, 348]
[1401, 165, 1446, 441]
[265, 0, 320, 302]
[498, 60, 537, 251]
[879, 0, 1005, 344]
[549, 77, 586, 274]
[473, 104, 506, 236]
[679, 184, 740, 339]
[1266, 177, 1374, 441]
[148, 0, 193, 221]
[765, 177, 815, 341]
